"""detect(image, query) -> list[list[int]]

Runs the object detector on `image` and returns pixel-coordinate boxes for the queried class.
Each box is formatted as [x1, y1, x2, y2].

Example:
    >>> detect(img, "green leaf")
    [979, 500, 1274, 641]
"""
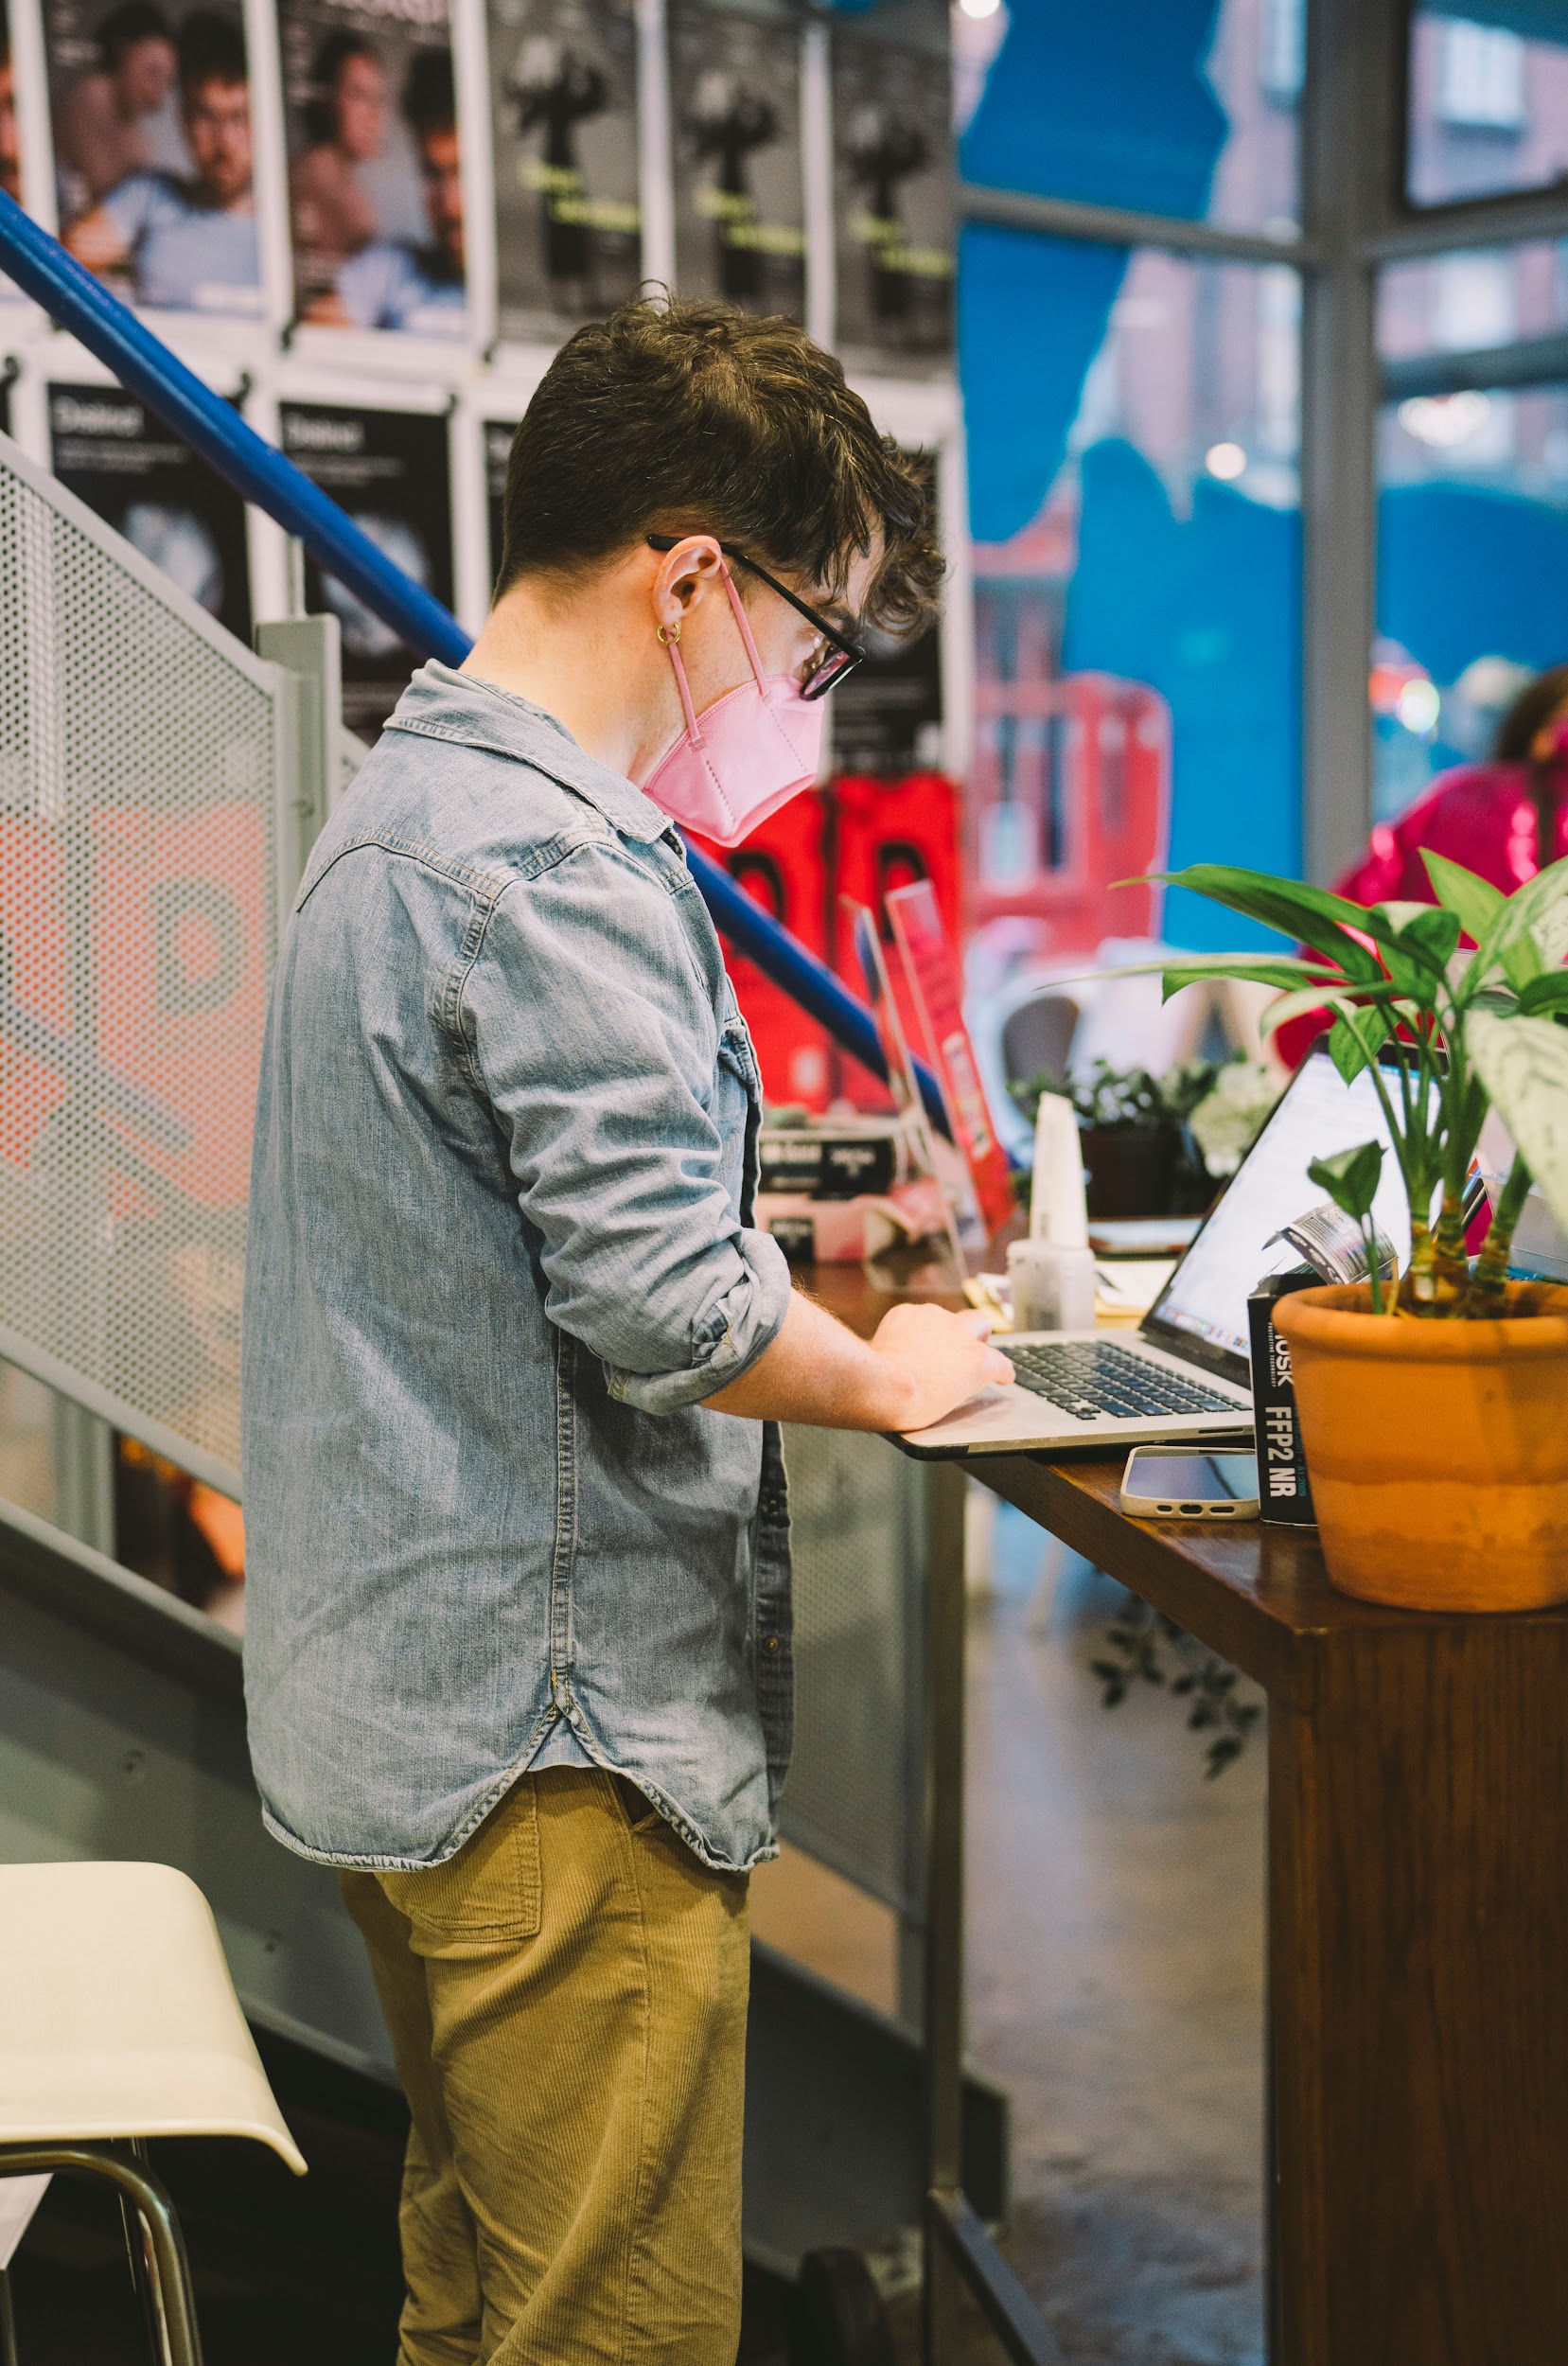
[1421, 850, 1506, 946]
[1328, 1015, 1366, 1084]
[1502, 931, 1546, 996]
[1307, 1139, 1384, 1222]
[1157, 958, 1347, 1003]
[1522, 856, 1568, 972]
[1516, 973, 1568, 1018]
[1259, 983, 1402, 1039]
[1366, 902, 1459, 999]
[1048, 953, 1342, 997]
[1470, 856, 1568, 993]
[1327, 1004, 1392, 1085]
[1154, 866, 1385, 982]
[1467, 1012, 1568, 1239]
[1398, 905, 1463, 971]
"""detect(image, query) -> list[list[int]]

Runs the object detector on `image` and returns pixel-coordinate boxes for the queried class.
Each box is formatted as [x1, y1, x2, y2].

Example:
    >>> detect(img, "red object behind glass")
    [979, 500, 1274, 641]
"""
[686, 792, 833, 1109]
[833, 771, 961, 1107]
[1277, 680, 1568, 1069]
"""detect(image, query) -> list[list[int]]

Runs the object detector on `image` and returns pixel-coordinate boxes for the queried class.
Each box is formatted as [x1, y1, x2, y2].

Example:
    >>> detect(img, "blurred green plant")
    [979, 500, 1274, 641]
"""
[1011, 1057, 1177, 1133]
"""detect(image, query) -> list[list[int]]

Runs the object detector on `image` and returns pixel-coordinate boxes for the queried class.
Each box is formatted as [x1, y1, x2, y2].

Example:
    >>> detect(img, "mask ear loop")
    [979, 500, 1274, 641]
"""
[659, 619, 706, 745]
[717, 562, 770, 691]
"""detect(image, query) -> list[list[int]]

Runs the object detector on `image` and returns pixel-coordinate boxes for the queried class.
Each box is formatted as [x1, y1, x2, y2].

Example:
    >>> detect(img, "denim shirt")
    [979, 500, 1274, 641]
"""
[240, 663, 795, 1874]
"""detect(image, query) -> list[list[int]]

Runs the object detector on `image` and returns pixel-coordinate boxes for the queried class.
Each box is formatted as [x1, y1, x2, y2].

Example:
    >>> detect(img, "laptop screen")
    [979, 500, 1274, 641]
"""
[1141, 1048, 1416, 1382]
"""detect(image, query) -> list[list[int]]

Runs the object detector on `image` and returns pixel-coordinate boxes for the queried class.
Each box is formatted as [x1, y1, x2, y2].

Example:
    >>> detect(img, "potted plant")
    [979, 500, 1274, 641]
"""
[1013, 1057, 1279, 1218]
[1114, 851, 1568, 1614]
[1069, 1061, 1179, 1217]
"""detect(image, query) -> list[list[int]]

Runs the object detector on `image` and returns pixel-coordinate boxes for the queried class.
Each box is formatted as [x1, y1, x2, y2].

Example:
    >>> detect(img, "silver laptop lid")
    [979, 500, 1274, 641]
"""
[1138, 1048, 1415, 1387]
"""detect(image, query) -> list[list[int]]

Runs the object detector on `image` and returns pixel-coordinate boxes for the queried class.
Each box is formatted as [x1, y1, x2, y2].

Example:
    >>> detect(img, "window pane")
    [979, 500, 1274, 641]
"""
[1375, 370, 1568, 821]
[1408, 6, 1568, 207]
[1378, 239, 1568, 363]
[968, 248, 1301, 963]
[956, 0, 1298, 238]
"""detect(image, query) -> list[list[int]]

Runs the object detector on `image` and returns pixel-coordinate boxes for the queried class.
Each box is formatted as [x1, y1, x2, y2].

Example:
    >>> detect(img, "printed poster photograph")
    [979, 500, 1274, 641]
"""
[831, 0, 952, 370]
[831, 611, 942, 774]
[488, 0, 640, 345]
[279, 0, 467, 338]
[45, 0, 263, 316]
[831, 454, 941, 773]
[1, 0, 22, 307]
[667, 0, 803, 320]
[1, 0, 21, 208]
[48, 379, 254, 640]
[279, 402, 453, 742]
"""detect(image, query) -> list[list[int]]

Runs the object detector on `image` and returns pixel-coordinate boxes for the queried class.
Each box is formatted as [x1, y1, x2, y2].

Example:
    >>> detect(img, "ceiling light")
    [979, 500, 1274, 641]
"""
[1395, 678, 1441, 734]
[1398, 391, 1491, 448]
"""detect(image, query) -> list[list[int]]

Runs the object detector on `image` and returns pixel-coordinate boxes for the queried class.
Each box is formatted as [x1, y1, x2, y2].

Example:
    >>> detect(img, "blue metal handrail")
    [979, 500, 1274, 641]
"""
[0, 191, 951, 1136]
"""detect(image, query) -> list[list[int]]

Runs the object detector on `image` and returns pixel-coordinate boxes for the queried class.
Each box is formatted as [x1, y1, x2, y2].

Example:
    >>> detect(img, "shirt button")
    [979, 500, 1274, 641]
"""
[764, 1634, 781, 1652]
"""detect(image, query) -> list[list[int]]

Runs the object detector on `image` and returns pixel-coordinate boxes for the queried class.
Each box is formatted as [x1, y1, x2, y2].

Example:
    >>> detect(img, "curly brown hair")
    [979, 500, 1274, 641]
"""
[494, 293, 943, 639]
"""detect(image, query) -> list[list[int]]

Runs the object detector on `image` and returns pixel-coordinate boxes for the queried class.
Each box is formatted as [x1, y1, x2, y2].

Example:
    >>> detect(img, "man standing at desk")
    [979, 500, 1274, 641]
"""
[241, 295, 1012, 2365]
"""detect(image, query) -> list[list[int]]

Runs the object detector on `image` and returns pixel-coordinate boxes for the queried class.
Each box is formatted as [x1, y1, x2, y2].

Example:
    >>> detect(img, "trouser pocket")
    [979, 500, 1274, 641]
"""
[378, 1774, 542, 1952]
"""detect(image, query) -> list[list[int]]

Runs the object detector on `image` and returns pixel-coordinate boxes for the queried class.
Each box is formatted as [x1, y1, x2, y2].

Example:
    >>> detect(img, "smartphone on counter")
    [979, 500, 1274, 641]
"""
[1119, 1447, 1260, 1522]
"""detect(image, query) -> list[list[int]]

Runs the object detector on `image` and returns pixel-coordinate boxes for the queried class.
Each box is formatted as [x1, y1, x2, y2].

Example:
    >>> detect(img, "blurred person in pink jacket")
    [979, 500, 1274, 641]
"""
[1278, 663, 1568, 1067]
[1345, 662, 1568, 905]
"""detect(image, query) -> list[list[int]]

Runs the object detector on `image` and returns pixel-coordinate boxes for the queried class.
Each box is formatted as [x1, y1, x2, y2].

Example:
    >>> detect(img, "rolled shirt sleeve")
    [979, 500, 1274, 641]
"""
[457, 837, 793, 1411]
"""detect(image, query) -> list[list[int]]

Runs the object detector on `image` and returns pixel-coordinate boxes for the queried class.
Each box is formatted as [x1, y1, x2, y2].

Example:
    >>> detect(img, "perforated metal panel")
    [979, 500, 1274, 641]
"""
[778, 1423, 926, 1918]
[0, 432, 293, 1496]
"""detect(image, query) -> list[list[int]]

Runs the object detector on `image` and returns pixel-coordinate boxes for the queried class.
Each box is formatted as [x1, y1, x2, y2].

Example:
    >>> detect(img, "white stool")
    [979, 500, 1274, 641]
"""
[0, 1860, 307, 2366]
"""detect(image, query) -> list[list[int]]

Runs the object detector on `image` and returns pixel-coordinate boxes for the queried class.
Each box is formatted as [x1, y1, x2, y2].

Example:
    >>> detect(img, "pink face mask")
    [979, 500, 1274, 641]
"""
[642, 566, 824, 847]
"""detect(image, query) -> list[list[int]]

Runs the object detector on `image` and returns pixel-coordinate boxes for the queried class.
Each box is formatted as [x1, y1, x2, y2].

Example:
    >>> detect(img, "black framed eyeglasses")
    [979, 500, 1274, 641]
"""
[646, 534, 868, 700]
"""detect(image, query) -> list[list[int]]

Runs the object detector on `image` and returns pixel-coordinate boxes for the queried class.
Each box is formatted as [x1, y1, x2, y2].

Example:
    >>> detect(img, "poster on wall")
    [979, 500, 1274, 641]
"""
[831, 615, 941, 774]
[831, 453, 941, 773]
[44, 0, 264, 318]
[279, 401, 452, 740]
[484, 415, 516, 589]
[1, 0, 21, 210]
[49, 380, 253, 639]
[278, 0, 467, 338]
[830, 0, 951, 372]
[488, 0, 640, 346]
[668, 0, 804, 319]
[0, 0, 21, 309]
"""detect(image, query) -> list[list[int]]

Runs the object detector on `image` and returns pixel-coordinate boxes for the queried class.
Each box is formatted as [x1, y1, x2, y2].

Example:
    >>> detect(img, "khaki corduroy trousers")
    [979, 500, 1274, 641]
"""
[339, 1766, 750, 2366]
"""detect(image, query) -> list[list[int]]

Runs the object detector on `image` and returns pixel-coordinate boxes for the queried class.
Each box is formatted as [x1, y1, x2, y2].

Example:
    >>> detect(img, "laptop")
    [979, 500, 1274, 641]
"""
[899, 1046, 1414, 1457]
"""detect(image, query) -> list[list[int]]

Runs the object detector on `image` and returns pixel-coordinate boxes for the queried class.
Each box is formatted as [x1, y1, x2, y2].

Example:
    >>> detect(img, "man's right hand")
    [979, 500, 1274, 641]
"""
[702, 1286, 1014, 1432]
[866, 1301, 1015, 1431]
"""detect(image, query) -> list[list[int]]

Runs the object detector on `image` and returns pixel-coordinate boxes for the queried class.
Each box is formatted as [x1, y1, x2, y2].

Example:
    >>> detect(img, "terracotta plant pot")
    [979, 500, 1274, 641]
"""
[1272, 1280, 1568, 1613]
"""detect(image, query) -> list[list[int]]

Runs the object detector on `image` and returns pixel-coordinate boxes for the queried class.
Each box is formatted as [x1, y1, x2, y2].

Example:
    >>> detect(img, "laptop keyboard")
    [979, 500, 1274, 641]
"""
[1001, 1339, 1238, 1423]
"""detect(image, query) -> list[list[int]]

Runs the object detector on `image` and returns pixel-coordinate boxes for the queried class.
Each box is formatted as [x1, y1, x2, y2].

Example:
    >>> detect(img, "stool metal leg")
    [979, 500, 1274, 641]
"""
[0, 2264, 19, 2366]
[0, 2146, 203, 2366]
[124, 2144, 173, 2366]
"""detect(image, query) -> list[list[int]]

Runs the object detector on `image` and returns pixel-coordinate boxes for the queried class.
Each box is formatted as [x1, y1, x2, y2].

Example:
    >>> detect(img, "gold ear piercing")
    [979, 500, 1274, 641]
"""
[657, 622, 681, 645]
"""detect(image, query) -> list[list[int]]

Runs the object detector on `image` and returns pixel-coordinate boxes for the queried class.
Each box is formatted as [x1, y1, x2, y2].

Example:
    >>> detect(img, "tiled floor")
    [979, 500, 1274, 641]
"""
[752, 1499, 1269, 2364]
[960, 1507, 1267, 2363]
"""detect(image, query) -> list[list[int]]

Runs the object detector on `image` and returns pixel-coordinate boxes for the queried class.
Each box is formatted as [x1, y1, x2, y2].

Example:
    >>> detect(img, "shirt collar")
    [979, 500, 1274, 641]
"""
[385, 662, 676, 846]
